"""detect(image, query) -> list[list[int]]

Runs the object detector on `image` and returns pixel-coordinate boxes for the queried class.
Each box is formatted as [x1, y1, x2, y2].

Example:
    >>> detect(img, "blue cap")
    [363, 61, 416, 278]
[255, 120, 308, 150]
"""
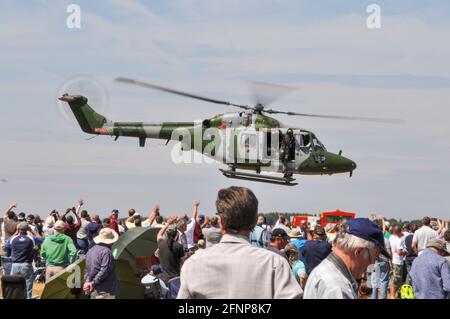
[198, 214, 205, 224]
[347, 218, 388, 256]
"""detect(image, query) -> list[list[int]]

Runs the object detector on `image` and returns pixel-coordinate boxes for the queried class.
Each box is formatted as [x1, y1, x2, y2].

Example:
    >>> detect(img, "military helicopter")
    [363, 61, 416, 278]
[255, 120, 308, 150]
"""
[59, 77, 400, 186]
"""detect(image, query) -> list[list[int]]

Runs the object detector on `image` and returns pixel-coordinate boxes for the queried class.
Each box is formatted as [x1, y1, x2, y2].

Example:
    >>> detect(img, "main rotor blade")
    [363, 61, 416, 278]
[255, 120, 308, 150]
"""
[248, 81, 297, 107]
[264, 109, 403, 124]
[115, 77, 251, 110]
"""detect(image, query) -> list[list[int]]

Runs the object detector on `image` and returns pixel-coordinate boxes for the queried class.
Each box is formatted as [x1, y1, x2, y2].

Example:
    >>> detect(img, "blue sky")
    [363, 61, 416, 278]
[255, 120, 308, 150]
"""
[1, 0, 450, 221]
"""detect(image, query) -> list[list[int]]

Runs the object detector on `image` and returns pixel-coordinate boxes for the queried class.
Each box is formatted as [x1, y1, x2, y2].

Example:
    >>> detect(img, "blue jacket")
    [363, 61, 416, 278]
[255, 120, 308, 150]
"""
[410, 248, 450, 299]
[84, 244, 117, 296]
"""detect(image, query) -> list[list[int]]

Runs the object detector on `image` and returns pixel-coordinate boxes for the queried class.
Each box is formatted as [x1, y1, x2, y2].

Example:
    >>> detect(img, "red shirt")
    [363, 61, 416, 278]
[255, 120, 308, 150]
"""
[109, 215, 120, 235]
[64, 219, 81, 245]
[193, 222, 203, 243]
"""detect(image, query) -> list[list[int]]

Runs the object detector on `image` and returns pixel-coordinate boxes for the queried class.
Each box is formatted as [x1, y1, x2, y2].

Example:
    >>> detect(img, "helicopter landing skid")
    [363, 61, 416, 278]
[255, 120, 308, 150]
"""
[219, 169, 298, 186]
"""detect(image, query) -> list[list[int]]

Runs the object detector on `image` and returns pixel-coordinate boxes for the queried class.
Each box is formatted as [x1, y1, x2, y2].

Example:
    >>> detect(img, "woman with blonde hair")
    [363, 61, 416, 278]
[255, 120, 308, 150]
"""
[285, 243, 307, 289]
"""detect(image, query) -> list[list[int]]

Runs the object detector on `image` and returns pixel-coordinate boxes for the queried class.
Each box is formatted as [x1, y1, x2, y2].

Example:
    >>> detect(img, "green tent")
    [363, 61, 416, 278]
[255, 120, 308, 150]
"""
[40, 257, 86, 299]
[40, 257, 143, 299]
[111, 227, 159, 275]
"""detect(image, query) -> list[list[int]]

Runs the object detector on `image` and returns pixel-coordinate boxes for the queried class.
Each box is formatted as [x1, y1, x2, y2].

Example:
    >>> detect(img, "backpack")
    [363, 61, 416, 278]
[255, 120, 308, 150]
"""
[250, 225, 267, 248]
[400, 283, 414, 299]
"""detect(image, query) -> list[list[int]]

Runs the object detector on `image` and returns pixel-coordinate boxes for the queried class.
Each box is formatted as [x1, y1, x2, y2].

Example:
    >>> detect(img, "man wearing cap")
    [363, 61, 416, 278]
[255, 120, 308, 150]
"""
[304, 218, 386, 299]
[178, 186, 302, 299]
[266, 228, 289, 259]
[409, 238, 450, 299]
[301, 225, 332, 275]
[41, 220, 78, 281]
[83, 228, 119, 299]
[6, 222, 36, 298]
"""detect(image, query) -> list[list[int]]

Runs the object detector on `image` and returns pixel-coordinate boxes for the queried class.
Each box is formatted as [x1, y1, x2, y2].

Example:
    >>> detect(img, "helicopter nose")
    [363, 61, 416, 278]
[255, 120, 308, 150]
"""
[341, 156, 357, 172]
[326, 152, 356, 173]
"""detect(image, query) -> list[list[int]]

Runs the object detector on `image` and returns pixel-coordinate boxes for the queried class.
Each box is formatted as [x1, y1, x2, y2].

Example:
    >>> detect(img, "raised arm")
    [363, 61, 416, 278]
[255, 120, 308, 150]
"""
[157, 216, 176, 241]
[379, 216, 386, 233]
[75, 199, 84, 217]
[201, 216, 209, 229]
[4, 203, 16, 217]
[436, 218, 443, 235]
[191, 201, 200, 221]
[147, 205, 159, 226]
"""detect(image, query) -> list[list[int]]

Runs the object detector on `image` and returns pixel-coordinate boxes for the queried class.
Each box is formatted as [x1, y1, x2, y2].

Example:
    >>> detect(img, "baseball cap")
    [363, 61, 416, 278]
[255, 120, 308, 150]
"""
[272, 228, 288, 238]
[347, 218, 389, 257]
[314, 225, 325, 236]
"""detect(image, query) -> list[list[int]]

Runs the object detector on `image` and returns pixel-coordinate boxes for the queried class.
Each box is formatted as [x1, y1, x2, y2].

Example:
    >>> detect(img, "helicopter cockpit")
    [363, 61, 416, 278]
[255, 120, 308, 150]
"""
[310, 133, 326, 152]
[277, 130, 327, 160]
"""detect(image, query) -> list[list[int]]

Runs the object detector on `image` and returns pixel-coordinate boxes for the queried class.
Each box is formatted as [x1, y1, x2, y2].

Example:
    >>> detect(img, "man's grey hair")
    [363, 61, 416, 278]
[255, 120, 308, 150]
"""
[333, 223, 376, 253]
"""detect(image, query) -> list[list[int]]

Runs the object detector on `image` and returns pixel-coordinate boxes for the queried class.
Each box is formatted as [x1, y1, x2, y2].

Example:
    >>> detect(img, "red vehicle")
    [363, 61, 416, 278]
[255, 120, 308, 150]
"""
[292, 215, 318, 228]
[320, 210, 356, 226]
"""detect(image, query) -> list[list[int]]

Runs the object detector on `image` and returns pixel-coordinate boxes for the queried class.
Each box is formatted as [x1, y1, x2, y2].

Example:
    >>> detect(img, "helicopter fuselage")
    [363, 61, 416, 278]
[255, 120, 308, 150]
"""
[60, 94, 356, 179]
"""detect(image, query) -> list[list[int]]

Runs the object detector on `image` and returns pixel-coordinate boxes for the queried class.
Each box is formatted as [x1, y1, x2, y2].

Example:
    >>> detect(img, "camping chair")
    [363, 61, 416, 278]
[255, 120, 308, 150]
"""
[1, 275, 26, 299]
[168, 276, 180, 299]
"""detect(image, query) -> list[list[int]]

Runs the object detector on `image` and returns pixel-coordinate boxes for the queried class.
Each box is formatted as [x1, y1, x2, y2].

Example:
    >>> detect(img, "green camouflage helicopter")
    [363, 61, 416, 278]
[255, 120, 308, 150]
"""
[59, 77, 399, 186]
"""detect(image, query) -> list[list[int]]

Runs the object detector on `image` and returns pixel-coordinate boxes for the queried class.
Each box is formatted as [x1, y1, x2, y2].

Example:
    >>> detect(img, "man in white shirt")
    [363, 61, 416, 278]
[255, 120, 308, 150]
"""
[182, 201, 199, 250]
[273, 214, 291, 234]
[412, 216, 438, 256]
[389, 225, 404, 298]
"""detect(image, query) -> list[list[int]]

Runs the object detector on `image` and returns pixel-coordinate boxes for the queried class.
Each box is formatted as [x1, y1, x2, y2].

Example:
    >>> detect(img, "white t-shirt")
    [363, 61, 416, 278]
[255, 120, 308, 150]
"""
[273, 221, 291, 235]
[389, 235, 404, 265]
[412, 226, 438, 253]
[184, 218, 196, 249]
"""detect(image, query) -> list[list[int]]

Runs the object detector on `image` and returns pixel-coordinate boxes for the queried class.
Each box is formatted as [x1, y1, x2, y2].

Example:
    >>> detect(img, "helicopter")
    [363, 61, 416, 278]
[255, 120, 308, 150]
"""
[59, 77, 400, 186]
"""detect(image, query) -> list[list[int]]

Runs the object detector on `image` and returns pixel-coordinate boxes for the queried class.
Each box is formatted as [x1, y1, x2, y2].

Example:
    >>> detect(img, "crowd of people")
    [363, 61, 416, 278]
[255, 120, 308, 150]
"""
[1, 189, 449, 299]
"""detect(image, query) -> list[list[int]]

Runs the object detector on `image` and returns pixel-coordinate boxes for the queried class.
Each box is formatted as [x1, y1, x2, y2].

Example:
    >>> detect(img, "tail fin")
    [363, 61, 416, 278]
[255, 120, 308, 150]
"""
[59, 94, 108, 134]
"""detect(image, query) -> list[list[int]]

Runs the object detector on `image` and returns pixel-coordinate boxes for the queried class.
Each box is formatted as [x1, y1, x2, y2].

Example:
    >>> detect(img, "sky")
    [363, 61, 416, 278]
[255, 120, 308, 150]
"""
[1, 0, 450, 221]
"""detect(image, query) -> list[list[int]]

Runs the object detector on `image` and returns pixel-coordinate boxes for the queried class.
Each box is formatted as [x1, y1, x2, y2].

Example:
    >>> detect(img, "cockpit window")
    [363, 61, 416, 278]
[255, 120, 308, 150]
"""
[295, 133, 311, 154]
[312, 136, 326, 152]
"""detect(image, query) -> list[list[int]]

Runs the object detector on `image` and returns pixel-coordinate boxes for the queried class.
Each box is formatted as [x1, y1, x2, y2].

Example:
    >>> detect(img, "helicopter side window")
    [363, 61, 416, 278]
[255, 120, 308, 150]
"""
[298, 133, 310, 154]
